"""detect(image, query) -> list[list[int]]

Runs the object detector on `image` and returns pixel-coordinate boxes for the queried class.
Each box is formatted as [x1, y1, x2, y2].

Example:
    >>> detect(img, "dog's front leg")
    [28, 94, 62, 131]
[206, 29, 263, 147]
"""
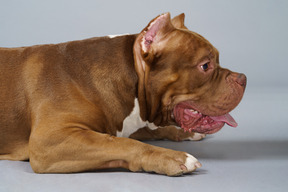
[29, 126, 201, 176]
[130, 126, 206, 141]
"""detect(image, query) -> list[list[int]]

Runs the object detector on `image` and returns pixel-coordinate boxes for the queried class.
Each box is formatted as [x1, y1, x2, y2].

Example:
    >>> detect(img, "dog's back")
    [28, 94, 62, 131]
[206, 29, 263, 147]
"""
[0, 35, 138, 160]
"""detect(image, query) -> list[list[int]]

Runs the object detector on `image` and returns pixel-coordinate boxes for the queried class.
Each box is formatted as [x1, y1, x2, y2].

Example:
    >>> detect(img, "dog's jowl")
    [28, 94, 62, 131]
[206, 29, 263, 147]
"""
[0, 13, 246, 176]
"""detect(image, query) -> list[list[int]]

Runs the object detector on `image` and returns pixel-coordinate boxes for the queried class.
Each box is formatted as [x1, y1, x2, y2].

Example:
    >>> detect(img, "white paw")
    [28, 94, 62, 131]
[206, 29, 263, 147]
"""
[185, 133, 206, 141]
[184, 153, 202, 172]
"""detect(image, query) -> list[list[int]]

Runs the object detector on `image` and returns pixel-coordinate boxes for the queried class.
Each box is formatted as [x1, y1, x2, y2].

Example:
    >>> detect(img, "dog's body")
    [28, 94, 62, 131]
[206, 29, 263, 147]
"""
[0, 13, 246, 176]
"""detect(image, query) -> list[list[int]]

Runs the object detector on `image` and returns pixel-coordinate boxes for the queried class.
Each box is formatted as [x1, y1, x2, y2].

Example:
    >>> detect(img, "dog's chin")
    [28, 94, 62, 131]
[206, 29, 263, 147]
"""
[172, 102, 238, 134]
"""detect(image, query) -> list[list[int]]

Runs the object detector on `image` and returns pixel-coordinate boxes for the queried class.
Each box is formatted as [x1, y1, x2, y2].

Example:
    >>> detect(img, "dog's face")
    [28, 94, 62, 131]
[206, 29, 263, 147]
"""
[134, 13, 246, 134]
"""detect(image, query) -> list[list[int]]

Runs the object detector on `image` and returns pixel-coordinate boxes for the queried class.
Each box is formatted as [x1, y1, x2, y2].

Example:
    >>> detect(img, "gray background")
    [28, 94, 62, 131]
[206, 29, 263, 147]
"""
[1, 0, 288, 191]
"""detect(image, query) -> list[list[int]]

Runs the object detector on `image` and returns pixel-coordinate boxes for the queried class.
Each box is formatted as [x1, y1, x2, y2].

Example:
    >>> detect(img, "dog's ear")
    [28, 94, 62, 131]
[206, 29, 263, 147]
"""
[134, 13, 174, 72]
[171, 13, 188, 29]
[140, 13, 174, 53]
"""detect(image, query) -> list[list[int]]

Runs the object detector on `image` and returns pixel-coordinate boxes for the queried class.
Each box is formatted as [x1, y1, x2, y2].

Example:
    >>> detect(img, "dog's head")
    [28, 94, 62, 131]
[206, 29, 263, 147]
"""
[134, 13, 246, 134]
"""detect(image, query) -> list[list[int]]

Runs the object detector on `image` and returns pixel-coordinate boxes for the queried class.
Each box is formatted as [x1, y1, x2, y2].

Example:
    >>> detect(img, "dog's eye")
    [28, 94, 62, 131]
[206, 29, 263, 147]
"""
[201, 63, 209, 71]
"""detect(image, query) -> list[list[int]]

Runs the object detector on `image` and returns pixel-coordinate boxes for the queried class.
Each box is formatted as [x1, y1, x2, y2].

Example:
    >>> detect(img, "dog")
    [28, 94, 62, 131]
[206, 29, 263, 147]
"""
[0, 13, 246, 176]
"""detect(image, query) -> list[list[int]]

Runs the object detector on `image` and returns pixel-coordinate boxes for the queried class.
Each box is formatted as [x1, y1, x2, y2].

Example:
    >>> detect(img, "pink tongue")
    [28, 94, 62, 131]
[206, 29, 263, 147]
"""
[210, 113, 238, 127]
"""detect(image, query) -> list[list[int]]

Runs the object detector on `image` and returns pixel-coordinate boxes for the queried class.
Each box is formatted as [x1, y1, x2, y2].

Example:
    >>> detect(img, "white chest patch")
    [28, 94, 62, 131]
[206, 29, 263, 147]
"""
[117, 98, 158, 138]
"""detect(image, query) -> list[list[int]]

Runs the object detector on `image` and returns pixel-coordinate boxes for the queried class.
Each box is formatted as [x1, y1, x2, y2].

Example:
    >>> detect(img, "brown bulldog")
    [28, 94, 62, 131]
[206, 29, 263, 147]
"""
[0, 13, 246, 176]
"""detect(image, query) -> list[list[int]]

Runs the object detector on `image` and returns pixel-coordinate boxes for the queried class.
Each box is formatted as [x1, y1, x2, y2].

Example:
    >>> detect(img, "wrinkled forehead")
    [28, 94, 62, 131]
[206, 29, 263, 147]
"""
[172, 29, 220, 61]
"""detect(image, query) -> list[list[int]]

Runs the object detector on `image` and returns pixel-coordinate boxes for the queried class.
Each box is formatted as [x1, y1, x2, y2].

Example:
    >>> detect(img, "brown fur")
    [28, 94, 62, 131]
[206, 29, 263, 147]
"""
[0, 13, 245, 176]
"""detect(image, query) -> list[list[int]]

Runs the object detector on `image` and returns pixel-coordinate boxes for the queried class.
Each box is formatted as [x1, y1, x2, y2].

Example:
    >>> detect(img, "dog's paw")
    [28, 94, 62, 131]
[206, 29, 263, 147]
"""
[177, 129, 206, 141]
[184, 133, 206, 141]
[183, 153, 202, 173]
[140, 148, 201, 176]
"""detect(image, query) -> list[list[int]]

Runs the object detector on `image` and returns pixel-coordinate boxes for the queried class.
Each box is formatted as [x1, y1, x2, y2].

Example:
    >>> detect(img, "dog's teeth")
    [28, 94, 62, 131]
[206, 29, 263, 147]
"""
[189, 109, 199, 114]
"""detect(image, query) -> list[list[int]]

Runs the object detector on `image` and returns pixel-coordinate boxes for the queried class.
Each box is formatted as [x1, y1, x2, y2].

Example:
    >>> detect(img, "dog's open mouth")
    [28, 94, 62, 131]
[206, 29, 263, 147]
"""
[173, 102, 238, 134]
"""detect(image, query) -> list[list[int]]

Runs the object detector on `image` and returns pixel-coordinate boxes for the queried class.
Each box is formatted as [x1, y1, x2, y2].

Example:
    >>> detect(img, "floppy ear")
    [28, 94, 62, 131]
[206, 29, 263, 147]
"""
[171, 13, 188, 29]
[134, 13, 174, 72]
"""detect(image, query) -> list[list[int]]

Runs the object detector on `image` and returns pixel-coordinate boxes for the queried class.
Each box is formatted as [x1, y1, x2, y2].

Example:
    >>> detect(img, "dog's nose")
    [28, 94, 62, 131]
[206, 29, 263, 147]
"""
[235, 73, 247, 87]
